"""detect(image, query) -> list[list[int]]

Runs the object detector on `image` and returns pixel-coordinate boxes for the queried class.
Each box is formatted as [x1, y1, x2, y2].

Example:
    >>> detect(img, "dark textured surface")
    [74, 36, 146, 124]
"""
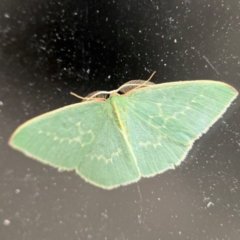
[0, 0, 240, 239]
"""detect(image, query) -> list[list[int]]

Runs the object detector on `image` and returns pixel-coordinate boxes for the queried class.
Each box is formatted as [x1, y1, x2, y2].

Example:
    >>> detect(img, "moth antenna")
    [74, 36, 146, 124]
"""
[70, 92, 86, 100]
[146, 71, 156, 82]
[70, 92, 106, 102]
[124, 71, 156, 94]
[135, 71, 156, 90]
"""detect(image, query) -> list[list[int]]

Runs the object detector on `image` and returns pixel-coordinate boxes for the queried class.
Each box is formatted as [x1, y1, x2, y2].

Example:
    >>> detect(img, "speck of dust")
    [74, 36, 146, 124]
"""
[15, 189, 20, 194]
[3, 219, 11, 226]
[207, 202, 214, 208]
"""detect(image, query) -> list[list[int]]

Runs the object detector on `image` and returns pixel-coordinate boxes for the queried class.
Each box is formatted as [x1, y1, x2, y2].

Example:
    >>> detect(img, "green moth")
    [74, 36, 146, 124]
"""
[9, 74, 238, 189]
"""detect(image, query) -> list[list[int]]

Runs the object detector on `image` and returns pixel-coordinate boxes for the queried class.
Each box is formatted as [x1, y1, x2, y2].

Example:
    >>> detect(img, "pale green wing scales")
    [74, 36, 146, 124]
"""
[10, 101, 140, 188]
[124, 81, 238, 176]
[75, 104, 140, 188]
[9, 79, 238, 189]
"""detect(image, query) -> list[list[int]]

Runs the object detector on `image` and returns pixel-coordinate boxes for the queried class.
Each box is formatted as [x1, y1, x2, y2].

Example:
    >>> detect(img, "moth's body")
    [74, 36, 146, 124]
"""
[108, 94, 128, 134]
[9, 77, 238, 189]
